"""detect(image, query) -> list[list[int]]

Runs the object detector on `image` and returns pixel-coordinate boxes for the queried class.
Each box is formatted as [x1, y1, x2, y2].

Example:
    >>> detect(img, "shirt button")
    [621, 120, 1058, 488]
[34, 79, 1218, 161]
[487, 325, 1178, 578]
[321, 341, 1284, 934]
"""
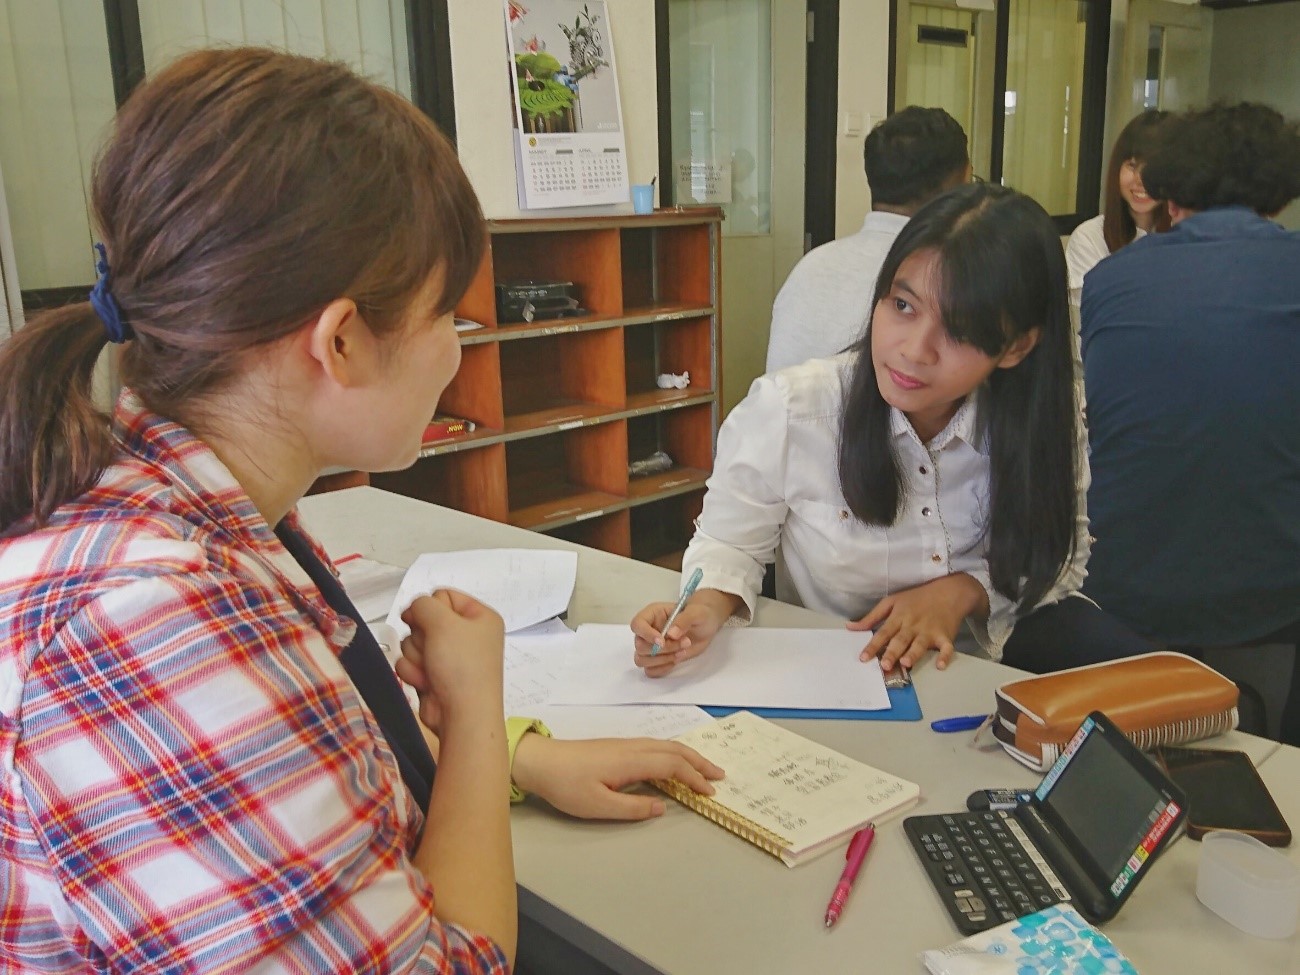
[919, 465, 929, 475]
[931, 553, 943, 564]
[839, 509, 849, 520]
[922, 506, 932, 517]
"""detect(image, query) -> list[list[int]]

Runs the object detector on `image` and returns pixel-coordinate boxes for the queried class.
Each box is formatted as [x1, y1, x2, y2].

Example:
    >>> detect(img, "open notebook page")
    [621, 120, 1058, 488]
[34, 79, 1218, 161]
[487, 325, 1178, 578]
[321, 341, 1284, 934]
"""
[669, 711, 920, 865]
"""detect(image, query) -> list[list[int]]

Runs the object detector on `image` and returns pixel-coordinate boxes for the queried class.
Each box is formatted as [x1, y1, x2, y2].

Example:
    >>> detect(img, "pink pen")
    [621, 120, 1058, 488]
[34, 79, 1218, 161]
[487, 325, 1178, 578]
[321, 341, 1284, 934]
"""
[824, 823, 876, 929]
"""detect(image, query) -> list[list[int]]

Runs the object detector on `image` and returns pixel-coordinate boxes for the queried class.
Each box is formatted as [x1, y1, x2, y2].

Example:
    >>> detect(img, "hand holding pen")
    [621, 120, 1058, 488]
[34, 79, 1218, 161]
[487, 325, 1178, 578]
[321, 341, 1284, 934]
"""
[630, 569, 740, 678]
[651, 567, 703, 655]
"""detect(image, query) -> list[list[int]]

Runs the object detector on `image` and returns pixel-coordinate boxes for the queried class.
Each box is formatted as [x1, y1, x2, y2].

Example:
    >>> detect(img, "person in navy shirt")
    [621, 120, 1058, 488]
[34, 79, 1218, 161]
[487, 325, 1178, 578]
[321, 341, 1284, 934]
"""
[1080, 102, 1300, 743]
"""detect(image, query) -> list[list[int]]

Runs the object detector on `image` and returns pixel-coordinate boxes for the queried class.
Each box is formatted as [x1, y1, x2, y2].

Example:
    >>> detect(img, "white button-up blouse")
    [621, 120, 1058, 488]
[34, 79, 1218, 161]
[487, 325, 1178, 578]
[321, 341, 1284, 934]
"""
[682, 353, 1091, 660]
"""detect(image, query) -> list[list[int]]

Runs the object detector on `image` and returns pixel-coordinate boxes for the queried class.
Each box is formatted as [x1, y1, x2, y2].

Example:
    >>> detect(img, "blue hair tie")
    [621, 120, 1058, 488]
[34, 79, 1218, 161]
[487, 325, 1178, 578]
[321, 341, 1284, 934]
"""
[89, 242, 133, 343]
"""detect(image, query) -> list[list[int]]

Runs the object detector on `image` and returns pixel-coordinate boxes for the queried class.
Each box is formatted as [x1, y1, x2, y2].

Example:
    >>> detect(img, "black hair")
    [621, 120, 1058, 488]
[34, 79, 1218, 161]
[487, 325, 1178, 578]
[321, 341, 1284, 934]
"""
[837, 183, 1078, 612]
[1102, 110, 1171, 252]
[864, 106, 970, 209]
[1141, 102, 1300, 215]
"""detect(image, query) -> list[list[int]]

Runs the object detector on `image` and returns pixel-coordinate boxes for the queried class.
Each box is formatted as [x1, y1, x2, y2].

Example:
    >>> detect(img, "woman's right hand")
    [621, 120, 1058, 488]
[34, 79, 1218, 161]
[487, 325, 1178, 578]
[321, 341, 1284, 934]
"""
[395, 589, 505, 733]
[630, 590, 736, 677]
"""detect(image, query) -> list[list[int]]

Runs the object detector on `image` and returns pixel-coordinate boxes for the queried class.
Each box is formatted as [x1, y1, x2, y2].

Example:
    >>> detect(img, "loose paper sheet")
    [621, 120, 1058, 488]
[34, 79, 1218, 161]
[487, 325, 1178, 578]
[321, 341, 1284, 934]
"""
[385, 549, 578, 638]
[337, 557, 408, 623]
[504, 619, 713, 739]
[550, 625, 890, 711]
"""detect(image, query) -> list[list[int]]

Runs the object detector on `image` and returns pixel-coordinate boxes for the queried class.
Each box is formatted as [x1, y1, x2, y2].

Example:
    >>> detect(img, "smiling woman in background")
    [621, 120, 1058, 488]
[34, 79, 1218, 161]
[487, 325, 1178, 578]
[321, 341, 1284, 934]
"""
[1066, 110, 1171, 312]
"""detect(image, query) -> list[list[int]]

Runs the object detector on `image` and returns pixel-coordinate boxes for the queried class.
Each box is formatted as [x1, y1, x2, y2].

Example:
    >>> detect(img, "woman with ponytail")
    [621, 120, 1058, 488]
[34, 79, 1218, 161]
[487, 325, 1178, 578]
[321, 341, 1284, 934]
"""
[0, 48, 716, 974]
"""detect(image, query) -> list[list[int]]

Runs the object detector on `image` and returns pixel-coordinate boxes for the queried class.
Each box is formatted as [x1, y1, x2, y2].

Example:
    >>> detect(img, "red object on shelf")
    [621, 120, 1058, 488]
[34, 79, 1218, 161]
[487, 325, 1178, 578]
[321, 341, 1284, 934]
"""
[422, 416, 476, 442]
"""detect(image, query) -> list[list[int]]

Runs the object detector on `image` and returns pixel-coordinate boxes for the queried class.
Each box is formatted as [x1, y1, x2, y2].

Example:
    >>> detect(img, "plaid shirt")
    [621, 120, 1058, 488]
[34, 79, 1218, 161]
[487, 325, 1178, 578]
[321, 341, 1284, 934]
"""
[0, 392, 508, 975]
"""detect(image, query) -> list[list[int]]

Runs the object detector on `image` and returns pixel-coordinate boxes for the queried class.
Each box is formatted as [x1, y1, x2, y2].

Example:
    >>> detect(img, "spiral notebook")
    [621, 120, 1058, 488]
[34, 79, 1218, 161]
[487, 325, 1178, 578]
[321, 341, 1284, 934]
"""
[653, 710, 921, 867]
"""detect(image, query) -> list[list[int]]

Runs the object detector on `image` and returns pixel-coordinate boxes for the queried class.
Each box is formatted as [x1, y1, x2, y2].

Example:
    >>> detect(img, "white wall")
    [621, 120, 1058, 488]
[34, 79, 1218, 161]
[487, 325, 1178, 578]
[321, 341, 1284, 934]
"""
[833, 2, 891, 238]
[448, 0, 658, 219]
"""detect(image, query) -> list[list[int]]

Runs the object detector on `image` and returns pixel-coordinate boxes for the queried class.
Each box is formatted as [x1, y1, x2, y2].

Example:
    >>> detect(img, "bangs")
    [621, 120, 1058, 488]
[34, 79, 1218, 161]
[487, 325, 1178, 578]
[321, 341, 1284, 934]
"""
[932, 231, 1019, 358]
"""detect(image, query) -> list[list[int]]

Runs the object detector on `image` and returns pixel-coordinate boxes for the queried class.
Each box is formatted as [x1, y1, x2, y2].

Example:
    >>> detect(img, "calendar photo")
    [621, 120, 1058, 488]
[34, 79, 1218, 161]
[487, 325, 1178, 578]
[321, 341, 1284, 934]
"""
[505, 0, 630, 210]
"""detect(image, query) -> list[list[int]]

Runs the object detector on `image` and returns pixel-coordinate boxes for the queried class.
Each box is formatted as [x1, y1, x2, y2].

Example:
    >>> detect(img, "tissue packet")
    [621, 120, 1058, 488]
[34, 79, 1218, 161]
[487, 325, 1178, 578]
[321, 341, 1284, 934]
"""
[920, 905, 1139, 975]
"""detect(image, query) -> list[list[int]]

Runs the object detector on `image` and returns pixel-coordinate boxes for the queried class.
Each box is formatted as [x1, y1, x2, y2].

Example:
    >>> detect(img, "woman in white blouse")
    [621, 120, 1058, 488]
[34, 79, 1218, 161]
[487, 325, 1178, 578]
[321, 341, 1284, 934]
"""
[631, 184, 1152, 678]
[1066, 111, 1170, 312]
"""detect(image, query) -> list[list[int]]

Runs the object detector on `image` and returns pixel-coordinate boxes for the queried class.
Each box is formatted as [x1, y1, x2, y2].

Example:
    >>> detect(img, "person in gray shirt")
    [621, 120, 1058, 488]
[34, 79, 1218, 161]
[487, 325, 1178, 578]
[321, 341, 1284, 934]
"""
[766, 107, 970, 374]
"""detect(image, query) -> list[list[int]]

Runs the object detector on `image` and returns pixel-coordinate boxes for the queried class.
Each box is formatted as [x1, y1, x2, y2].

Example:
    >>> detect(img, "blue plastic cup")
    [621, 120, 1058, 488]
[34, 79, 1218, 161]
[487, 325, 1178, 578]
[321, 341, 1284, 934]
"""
[631, 183, 654, 214]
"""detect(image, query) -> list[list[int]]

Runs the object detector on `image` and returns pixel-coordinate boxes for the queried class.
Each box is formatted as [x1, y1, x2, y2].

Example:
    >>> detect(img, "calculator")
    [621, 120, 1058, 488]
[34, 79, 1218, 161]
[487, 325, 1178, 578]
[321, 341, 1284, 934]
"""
[904, 711, 1187, 934]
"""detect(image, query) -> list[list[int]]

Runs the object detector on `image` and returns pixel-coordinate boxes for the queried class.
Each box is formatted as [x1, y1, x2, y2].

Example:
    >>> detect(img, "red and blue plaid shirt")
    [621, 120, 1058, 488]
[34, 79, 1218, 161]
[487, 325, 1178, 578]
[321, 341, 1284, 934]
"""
[0, 392, 508, 974]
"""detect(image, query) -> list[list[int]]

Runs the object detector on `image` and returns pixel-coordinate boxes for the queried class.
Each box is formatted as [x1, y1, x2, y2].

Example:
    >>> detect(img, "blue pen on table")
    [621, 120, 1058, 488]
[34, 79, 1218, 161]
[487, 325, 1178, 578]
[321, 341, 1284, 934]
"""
[650, 566, 704, 656]
[930, 713, 991, 733]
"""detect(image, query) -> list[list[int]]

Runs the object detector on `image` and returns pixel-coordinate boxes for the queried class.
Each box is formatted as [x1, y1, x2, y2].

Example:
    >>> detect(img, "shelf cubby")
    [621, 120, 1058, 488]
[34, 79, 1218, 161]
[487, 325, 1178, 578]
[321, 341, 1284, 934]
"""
[372, 444, 508, 522]
[544, 509, 632, 557]
[438, 341, 505, 430]
[506, 422, 628, 531]
[489, 227, 623, 321]
[624, 315, 714, 402]
[626, 405, 714, 501]
[500, 329, 626, 432]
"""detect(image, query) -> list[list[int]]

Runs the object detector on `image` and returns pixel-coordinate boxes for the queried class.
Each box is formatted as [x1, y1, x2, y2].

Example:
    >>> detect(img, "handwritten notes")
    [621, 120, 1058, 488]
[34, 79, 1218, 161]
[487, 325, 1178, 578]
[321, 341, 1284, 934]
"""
[503, 619, 712, 740]
[385, 549, 578, 638]
[668, 711, 920, 865]
[549, 624, 890, 711]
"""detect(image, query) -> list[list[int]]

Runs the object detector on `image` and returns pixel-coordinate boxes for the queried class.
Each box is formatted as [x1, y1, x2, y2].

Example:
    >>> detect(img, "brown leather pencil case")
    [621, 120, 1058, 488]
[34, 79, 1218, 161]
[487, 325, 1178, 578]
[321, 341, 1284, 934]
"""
[993, 651, 1240, 771]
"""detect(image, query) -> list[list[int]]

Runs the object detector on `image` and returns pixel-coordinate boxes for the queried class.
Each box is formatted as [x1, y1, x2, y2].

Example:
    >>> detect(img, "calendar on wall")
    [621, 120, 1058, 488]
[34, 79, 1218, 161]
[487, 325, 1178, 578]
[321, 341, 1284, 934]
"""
[505, 0, 629, 210]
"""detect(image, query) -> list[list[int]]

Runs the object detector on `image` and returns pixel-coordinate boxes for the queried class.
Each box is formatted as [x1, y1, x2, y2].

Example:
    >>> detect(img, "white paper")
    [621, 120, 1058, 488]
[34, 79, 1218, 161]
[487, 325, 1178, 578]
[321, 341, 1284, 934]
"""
[549, 625, 890, 711]
[385, 549, 578, 639]
[502, 620, 712, 739]
[337, 557, 408, 623]
[530, 704, 715, 741]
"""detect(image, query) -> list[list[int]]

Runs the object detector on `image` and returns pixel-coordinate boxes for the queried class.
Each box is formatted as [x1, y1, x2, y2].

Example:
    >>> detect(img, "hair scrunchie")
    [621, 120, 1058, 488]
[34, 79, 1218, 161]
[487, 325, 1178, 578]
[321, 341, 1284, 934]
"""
[89, 242, 133, 343]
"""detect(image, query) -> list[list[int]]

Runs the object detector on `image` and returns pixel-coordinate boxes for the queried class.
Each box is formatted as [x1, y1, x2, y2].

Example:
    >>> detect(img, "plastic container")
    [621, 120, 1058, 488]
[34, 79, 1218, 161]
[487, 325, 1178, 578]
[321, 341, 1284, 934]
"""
[1196, 829, 1300, 939]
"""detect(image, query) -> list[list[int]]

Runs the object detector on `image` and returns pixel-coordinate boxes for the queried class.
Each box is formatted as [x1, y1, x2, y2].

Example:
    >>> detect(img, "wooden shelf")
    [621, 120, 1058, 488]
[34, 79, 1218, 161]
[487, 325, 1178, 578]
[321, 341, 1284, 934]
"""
[358, 210, 722, 566]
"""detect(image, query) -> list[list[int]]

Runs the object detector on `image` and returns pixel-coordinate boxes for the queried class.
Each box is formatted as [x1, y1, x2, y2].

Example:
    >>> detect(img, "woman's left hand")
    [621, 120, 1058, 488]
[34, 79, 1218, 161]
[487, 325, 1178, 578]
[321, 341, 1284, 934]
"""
[510, 735, 725, 821]
[848, 573, 990, 674]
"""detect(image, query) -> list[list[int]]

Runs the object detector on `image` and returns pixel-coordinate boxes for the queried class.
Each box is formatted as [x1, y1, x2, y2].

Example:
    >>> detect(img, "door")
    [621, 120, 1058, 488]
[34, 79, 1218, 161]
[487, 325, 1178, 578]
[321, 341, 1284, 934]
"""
[665, 0, 806, 413]
[1121, 0, 1212, 117]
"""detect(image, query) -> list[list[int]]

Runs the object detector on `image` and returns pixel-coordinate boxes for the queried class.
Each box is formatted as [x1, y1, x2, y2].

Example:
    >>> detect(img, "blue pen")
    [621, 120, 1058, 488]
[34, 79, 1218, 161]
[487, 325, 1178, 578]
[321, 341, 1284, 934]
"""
[930, 714, 990, 733]
[650, 567, 704, 656]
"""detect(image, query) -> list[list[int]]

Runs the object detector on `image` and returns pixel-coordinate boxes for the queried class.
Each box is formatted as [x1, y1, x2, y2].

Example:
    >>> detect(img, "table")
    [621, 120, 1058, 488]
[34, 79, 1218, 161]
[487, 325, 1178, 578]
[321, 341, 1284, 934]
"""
[299, 487, 1300, 974]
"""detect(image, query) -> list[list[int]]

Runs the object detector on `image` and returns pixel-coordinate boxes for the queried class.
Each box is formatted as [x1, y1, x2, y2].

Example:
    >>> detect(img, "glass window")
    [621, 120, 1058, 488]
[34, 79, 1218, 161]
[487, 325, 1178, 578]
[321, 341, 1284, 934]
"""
[137, 0, 411, 98]
[1144, 26, 1164, 110]
[667, 0, 772, 236]
[1000, 0, 1088, 217]
[0, 1, 116, 297]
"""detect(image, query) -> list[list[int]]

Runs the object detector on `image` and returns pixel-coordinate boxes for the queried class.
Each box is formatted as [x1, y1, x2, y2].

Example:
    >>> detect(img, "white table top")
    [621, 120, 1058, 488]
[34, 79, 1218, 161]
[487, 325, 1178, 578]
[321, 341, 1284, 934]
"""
[299, 487, 1300, 974]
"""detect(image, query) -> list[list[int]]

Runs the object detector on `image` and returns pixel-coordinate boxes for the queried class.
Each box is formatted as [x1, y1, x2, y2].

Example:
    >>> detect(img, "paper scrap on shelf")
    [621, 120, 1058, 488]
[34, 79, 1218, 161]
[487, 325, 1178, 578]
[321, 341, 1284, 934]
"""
[503, 619, 713, 740]
[549, 624, 890, 711]
[385, 548, 578, 638]
[337, 557, 409, 623]
[656, 371, 690, 389]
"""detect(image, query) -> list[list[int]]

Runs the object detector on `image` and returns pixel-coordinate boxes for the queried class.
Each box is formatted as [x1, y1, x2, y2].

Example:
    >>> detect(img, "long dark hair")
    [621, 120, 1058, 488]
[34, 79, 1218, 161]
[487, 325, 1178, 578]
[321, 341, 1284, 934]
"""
[0, 48, 485, 534]
[837, 183, 1078, 612]
[1102, 110, 1171, 252]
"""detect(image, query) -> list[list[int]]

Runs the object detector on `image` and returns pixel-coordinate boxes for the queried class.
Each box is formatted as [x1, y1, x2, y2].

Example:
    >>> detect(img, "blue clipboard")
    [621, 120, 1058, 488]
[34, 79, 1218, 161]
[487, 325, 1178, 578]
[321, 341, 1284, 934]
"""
[702, 681, 922, 722]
